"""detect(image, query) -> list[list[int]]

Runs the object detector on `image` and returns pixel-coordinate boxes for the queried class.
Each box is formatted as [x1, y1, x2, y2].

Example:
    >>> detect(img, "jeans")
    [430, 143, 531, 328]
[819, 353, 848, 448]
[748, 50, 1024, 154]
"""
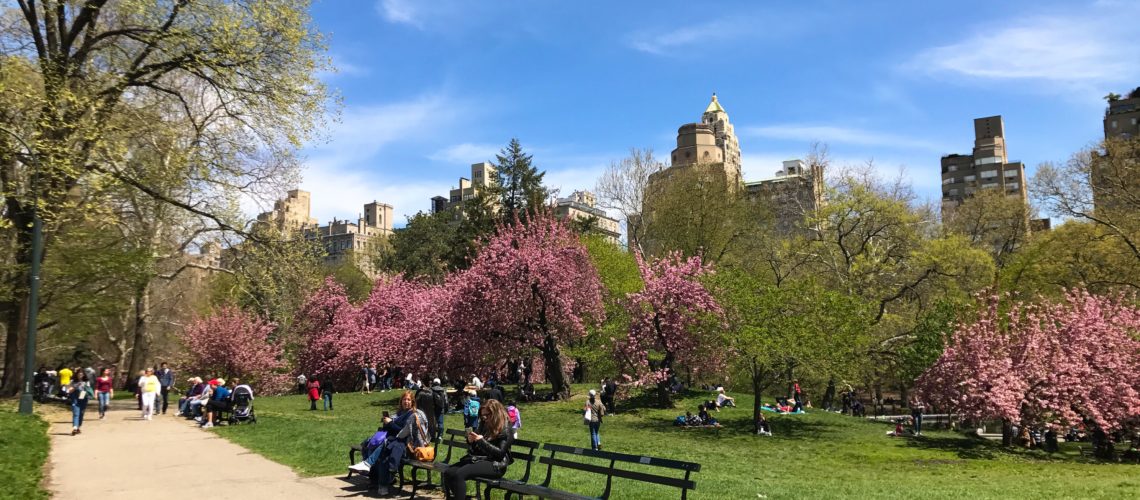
[368, 440, 406, 488]
[913, 413, 923, 434]
[442, 459, 504, 500]
[464, 414, 479, 430]
[588, 421, 601, 450]
[436, 412, 445, 441]
[322, 392, 333, 410]
[160, 386, 170, 413]
[71, 398, 88, 428]
[97, 392, 110, 416]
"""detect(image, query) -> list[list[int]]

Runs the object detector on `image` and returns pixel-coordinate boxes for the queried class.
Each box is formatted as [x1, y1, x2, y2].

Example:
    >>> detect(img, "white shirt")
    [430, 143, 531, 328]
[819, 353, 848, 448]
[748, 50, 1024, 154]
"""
[717, 393, 729, 405]
[472, 377, 483, 389]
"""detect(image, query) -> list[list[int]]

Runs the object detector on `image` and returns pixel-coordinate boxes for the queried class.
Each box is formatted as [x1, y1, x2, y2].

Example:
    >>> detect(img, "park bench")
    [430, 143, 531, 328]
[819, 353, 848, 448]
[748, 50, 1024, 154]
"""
[347, 437, 441, 480]
[400, 428, 468, 497]
[492, 443, 700, 500]
[473, 437, 541, 500]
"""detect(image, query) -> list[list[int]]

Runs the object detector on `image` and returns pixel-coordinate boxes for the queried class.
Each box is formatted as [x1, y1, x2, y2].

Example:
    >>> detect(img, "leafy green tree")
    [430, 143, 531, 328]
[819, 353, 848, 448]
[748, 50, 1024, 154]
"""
[0, 0, 330, 395]
[711, 270, 874, 427]
[574, 235, 642, 381]
[384, 210, 457, 282]
[943, 188, 1034, 269]
[493, 138, 547, 221]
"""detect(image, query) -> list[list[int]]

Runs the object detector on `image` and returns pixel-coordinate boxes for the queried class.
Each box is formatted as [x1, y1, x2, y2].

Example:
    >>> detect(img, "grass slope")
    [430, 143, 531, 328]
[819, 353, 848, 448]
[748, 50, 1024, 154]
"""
[0, 404, 50, 500]
[213, 386, 1138, 499]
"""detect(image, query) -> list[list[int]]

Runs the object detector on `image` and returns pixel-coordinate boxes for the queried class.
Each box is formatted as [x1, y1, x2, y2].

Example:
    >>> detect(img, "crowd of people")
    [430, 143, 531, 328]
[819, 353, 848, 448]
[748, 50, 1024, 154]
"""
[175, 376, 255, 428]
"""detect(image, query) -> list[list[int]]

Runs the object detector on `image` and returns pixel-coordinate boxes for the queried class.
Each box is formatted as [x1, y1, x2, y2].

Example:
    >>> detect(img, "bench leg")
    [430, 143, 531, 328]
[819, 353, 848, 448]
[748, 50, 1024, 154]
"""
[347, 449, 358, 478]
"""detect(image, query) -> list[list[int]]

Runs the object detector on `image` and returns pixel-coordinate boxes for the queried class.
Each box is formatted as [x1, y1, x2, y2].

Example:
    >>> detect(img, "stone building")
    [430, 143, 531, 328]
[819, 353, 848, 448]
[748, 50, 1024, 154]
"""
[744, 159, 825, 233]
[940, 116, 1028, 218]
[255, 189, 318, 232]
[431, 162, 497, 214]
[1093, 88, 1140, 214]
[661, 93, 743, 185]
[306, 201, 394, 277]
[552, 191, 622, 244]
[1104, 88, 1140, 140]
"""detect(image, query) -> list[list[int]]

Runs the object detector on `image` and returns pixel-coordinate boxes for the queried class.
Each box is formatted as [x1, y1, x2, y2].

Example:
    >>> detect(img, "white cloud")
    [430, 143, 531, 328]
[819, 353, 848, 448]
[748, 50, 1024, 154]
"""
[300, 159, 441, 226]
[428, 143, 500, 164]
[743, 124, 946, 151]
[627, 21, 740, 55]
[907, 3, 1140, 87]
[376, 0, 421, 27]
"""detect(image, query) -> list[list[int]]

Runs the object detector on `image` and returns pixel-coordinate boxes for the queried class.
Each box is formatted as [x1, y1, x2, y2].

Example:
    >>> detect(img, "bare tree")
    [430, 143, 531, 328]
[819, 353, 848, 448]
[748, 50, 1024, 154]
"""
[594, 148, 663, 252]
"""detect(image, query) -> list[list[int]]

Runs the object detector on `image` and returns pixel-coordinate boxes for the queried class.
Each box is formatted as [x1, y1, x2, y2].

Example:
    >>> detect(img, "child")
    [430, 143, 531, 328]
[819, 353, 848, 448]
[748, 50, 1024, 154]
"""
[506, 402, 522, 438]
[756, 413, 772, 436]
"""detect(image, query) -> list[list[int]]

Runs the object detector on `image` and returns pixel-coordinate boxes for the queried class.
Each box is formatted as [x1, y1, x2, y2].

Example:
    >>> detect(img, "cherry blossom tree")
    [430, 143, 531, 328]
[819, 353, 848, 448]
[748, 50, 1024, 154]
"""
[617, 251, 724, 407]
[453, 214, 605, 399]
[181, 306, 288, 392]
[917, 289, 1140, 455]
[294, 278, 354, 386]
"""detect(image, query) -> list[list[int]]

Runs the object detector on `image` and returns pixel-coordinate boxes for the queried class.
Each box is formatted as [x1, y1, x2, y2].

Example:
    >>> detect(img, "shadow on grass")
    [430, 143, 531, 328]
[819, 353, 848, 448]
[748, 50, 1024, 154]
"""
[903, 433, 1080, 462]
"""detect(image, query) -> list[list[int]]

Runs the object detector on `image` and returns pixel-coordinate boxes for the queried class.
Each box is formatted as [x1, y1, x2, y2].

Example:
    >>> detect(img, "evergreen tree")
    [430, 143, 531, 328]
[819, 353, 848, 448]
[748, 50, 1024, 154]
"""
[493, 138, 548, 220]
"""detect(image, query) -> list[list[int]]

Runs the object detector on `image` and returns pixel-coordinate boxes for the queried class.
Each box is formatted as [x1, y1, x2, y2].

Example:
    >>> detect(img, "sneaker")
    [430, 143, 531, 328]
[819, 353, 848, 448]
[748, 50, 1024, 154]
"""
[71, 428, 77, 436]
[349, 462, 371, 473]
[194, 417, 203, 422]
[202, 422, 214, 429]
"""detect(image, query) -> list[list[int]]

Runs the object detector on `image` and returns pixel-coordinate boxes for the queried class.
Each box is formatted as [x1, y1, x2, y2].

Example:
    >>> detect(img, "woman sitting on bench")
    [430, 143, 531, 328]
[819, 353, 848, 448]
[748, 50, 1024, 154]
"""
[442, 399, 514, 500]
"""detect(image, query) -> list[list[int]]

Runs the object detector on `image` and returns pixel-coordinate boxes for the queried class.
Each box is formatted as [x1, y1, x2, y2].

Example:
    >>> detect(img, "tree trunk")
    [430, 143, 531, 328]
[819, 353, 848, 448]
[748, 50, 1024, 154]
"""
[751, 358, 763, 432]
[541, 333, 570, 400]
[0, 215, 38, 397]
[126, 283, 153, 379]
[1001, 419, 1013, 447]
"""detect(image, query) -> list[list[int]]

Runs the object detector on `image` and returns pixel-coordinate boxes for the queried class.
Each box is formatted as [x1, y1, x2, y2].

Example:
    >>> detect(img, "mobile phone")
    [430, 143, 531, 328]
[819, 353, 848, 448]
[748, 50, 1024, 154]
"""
[465, 426, 473, 434]
[382, 411, 390, 418]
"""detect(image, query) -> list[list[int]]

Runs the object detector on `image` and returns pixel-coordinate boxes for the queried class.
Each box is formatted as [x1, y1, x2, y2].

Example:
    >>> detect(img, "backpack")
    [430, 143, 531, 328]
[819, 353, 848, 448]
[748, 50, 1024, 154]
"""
[433, 389, 447, 414]
[507, 405, 521, 429]
[465, 397, 480, 417]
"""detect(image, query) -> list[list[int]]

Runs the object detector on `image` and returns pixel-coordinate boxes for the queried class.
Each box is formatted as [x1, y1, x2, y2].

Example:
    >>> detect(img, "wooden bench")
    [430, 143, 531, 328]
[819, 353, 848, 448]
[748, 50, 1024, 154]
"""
[400, 428, 469, 497]
[474, 437, 541, 500]
[494, 443, 700, 500]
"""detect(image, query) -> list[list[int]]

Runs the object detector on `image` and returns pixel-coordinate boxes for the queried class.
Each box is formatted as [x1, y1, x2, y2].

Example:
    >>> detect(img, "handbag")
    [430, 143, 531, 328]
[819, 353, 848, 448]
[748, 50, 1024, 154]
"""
[407, 413, 435, 461]
[583, 405, 593, 425]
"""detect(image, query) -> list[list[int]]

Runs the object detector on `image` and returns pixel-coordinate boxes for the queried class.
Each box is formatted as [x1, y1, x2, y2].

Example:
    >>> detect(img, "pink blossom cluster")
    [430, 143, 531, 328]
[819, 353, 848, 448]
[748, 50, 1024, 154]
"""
[615, 251, 725, 389]
[293, 214, 604, 393]
[916, 289, 1140, 432]
[181, 306, 289, 392]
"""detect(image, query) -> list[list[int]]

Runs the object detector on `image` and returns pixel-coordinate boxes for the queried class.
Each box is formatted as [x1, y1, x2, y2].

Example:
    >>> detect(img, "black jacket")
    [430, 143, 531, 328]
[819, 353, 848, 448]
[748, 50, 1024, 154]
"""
[487, 386, 504, 403]
[467, 426, 514, 470]
[430, 384, 448, 417]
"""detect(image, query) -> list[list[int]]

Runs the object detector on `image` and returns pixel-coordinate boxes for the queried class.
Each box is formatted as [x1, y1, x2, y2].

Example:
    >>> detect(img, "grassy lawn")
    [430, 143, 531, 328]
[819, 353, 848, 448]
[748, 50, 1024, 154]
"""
[0, 404, 50, 500]
[212, 386, 1139, 499]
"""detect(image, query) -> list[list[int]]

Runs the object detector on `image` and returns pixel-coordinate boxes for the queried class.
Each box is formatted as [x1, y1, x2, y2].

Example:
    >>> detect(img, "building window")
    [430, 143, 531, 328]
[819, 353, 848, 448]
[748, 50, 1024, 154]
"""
[949, 188, 959, 196]
[964, 175, 976, 182]
[1004, 170, 1018, 178]
[1007, 182, 1019, 189]
[980, 170, 998, 179]
[942, 177, 955, 185]
[1111, 120, 1118, 129]
[948, 165, 958, 172]
[974, 157, 1001, 166]
[982, 182, 998, 189]
[1133, 118, 1138, 125]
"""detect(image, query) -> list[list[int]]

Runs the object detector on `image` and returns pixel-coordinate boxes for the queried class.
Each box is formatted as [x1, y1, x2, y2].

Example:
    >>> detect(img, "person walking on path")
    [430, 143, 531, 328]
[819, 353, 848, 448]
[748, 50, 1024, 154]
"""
[585, 389, 606, 451]
[157, 362, 175, 415]
[66, 373, 94, 435]
[94, 368, 113, 419]
[442, 399, 515, 500]
[58, 366, 73, 396]
[138, 368, 161, 421]
[321, 378, 335, 411]
[307, 378, 321, 410]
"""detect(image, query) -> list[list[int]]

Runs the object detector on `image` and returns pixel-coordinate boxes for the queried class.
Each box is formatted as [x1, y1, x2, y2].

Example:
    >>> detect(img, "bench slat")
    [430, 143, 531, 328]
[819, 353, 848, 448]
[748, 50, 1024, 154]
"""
[543, 443, 701, 472]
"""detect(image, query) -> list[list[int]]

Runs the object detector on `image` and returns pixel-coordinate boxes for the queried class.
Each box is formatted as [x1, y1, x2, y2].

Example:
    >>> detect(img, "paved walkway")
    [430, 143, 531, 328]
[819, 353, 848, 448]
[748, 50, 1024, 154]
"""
[45, 404, 381, 499]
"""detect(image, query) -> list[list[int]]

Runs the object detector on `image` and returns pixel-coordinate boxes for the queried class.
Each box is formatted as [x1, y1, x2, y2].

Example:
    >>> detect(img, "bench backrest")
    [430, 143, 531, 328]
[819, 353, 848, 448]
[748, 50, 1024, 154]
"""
[440, 428, 471, 464]
[537, 443, 700, 500]
[509, 438, 541, 484]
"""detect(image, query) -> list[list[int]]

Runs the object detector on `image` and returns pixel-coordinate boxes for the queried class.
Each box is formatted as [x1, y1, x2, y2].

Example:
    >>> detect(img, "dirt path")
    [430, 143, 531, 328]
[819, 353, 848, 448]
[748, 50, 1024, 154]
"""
[45, 403, 371, 499]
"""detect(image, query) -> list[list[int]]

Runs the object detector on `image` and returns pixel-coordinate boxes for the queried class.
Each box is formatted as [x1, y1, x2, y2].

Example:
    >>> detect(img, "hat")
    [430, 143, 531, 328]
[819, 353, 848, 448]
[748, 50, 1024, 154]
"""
[588, 389, 597, 397]
[432, 378, 440, 385]
[208, 379, 220, 386]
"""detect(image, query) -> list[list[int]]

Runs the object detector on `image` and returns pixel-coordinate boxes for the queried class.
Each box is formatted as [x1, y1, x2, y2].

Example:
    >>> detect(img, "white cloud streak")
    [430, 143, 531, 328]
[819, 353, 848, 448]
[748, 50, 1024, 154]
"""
[627, 21, 741, 55]
[376, 0, 422, 28]
[907, 3, 1140, 87]
[428, 143, 501, 164]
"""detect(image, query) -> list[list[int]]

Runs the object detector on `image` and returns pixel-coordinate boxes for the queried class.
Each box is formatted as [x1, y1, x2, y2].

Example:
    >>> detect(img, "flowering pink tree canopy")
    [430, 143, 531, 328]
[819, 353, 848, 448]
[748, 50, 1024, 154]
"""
[916, 289, 1140, 436]
[453, 214, 605, 399]
[617, 251, 724, 407]
[181, 306, 287, 391]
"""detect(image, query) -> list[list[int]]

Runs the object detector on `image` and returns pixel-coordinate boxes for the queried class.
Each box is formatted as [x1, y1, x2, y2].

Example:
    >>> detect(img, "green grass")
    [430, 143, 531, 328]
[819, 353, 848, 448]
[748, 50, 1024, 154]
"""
[213, 386, 1139, 499]
[0, 404, 50, 500]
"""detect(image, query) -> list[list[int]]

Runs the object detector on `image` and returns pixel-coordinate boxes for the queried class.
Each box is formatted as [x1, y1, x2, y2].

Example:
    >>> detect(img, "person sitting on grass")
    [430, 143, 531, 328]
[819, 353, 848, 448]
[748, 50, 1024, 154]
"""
[698, 405, 720, 427]
[756, 413, 772, 436]
[715, 387, 736, 410]
[442, 399, 515, 500]
[887, 417, 908, 437]
[686, 410, 702, 426]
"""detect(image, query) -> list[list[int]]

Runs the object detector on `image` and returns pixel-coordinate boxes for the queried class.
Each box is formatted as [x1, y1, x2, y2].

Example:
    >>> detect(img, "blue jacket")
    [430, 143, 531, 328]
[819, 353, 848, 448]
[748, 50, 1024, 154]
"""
[157, 368, 174, 388]
[213, 386, 231, 401]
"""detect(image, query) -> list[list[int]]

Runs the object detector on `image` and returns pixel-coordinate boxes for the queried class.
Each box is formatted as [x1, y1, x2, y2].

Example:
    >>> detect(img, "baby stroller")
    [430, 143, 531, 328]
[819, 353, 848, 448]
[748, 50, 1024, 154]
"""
[227, 385, 257, 424]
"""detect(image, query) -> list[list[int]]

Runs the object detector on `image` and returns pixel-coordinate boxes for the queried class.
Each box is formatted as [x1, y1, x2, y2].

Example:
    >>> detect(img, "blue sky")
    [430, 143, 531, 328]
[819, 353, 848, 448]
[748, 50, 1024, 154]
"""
[288, 0, 1140, 225]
